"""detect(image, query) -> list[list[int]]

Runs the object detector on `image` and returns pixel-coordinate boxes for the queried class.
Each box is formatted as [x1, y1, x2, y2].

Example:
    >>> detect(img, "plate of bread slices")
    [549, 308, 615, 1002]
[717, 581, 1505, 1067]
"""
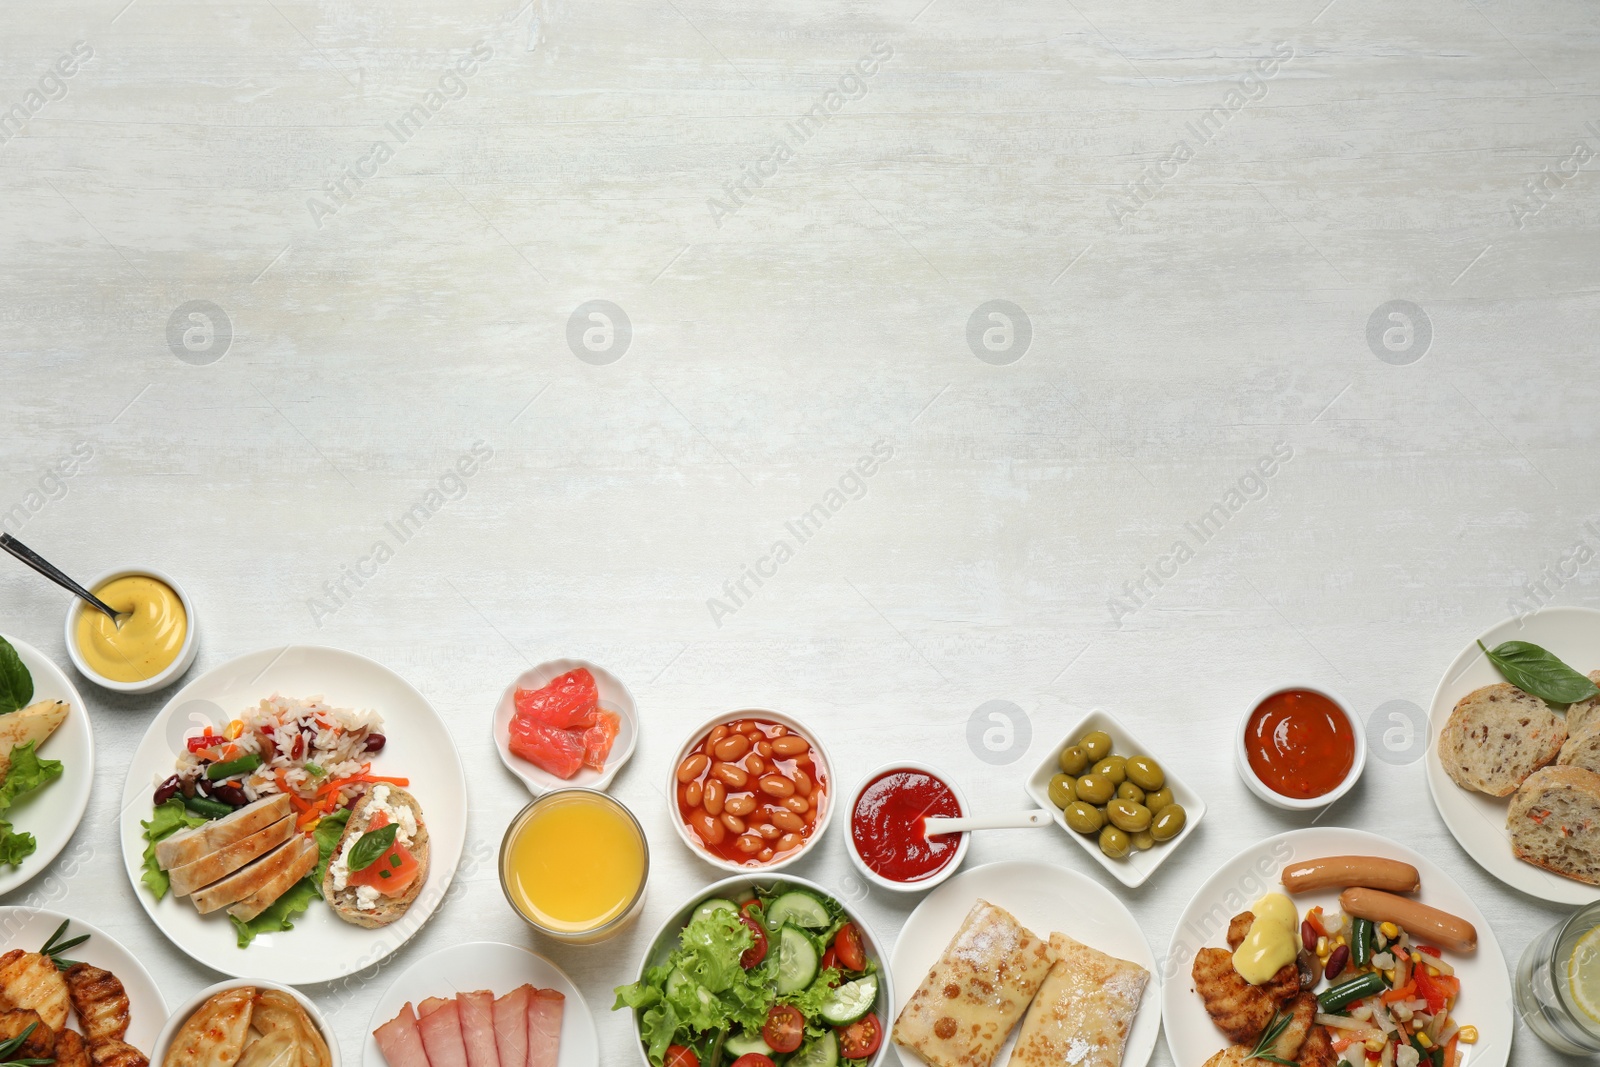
[1427, 606, 1600, 903]
[118, 645, 465, 985]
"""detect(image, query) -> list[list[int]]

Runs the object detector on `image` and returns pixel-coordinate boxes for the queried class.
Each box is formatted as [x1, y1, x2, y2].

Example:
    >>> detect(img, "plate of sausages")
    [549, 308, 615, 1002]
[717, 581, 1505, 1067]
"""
[1162, 827, 1513, 1067]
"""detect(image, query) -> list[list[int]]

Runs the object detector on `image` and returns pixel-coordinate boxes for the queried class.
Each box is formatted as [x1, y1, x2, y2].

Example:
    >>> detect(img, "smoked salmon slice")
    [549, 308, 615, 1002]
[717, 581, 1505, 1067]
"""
[581, 711, 620, 772]
[508, 718, 585, 779]
[513, 670, 598, 729]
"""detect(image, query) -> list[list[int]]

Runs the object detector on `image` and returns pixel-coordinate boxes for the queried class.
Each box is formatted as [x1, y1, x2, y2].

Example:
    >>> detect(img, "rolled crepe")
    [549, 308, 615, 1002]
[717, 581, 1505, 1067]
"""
[1012, 932, 1148, 1067]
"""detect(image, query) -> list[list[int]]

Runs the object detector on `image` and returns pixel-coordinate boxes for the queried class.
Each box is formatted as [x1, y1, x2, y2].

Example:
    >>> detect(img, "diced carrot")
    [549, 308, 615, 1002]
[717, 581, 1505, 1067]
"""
[355, 774, 410, 786]
[1382, 980, 1417, 1004]
[1307, 907, 1327, 937]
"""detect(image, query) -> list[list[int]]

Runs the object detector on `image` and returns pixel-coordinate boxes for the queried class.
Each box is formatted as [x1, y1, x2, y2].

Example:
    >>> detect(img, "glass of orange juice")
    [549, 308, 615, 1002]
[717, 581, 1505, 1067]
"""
[499, 788, 649, 944]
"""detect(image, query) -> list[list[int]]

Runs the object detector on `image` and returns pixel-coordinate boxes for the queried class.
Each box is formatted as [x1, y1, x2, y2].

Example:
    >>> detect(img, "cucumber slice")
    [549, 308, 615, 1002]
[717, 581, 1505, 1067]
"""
[819, 975, 878, 1025]
[775, 925, 820, 994]
[664, 968, 715, 1011]
[766, 890, 830, 930]
[723, 1033, 775, 1058]
[690, 898, 740, 925]
[785, 1032, 839, 1067]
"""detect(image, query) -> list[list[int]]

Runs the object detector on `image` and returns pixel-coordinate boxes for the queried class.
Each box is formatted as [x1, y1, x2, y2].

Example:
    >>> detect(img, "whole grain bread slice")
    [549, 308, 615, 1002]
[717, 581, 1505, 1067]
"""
[322, 785, 429, 929]
[1509, 765, 1600, 885]
[1439, 683, 1565, 796]
[1567, 671, 1600, 735]
[1560, 721, 1600, 776]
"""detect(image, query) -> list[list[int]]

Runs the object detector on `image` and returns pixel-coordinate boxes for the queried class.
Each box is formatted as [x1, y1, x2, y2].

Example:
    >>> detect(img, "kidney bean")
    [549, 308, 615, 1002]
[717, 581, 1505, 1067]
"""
[725, 795, 756, 817]
[771, 735, 809, 758]
[684, 781, 703, 808]
[153, 774, 182, 805]
[713, 734, 750, 761]
[688, 810, 726, 846]
[757, 823, 782, 841]
[736, 834, 763, 854]
[744, 754, 766, 776]
[1324, 944, 1350, 980]
[758, 774, 795, 798]
[783, 795, 809, 814]
[721, 813, 746, 834]
[364, 733, 387, 753]
[758, 846, 774, 862]
[792, 769, 813, 796]
[755, 740, 773, 758]
[711, 763, 749, 788]
[704, 779, 726, 815]
[1301, 919, 1318, 955]
[677, 753, 710, 782]
[770, 809, 804, 832]
[211, 781, 249, 807]
[776, 832, 802, 852]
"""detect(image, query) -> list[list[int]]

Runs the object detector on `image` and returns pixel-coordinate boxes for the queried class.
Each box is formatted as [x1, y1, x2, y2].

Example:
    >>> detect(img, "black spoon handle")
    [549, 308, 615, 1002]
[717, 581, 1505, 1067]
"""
[0, 535, 122, 622]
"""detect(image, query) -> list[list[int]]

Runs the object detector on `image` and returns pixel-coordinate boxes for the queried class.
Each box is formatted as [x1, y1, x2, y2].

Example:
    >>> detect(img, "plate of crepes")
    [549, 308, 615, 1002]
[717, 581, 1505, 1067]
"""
[890, 860, 1160, 1067]
[117, 645, 467, 985]
[364, 941, 597, 1067]
[1164, 827, 1512, 1067]
[0, 635, 92, 896]
[493, 660, 637, 794]
[1427, 606, 1600, 903]
[0, 910, 163, 1067]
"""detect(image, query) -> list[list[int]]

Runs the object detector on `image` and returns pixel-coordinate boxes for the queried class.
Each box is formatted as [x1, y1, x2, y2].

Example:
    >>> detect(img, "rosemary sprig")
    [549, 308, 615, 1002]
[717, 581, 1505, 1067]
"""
[0, 1021, 55, 1067]
[38, 919, 88, 971]
[1245, 1011, 1300, 1066]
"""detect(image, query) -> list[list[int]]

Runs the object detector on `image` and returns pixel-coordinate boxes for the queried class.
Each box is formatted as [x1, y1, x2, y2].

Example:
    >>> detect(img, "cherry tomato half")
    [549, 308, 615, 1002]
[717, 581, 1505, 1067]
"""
[833, 922, 867, 972]
[837, 1014, 883, 1060]
[762, 1004, 806, 1054]
[820, 946, 838, 972]
[729, 1057, 776, 1067]
[664, 1046, 699, 1067]
[740, 899, 765, 923]
[739, 914, 768, 968]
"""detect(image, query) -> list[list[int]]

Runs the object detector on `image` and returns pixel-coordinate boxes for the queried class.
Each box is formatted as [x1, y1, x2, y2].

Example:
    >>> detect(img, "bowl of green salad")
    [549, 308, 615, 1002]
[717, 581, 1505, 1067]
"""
[614, 874, 893, 1067]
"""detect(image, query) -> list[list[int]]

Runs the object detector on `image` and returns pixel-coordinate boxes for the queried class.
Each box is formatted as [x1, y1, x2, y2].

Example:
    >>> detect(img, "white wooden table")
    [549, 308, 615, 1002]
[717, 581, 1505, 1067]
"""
[3, 0, 1597, 1062]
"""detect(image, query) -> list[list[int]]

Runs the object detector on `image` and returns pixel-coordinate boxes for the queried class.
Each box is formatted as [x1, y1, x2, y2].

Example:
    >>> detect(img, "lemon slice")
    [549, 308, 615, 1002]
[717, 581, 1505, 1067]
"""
[1568, 925, 1600, 1025]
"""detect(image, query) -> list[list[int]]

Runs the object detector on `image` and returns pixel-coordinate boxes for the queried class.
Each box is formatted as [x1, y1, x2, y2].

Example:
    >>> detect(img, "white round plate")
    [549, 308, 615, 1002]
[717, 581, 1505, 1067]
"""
[0, 634, 93, 896]
[891, 860, 1161, 1067]
[117, 644, 467, 985]
[0, 906, 166, 1055]
[1426, 606, 1600, 904]
[492, 658, 638, 795]
[362, 941, 598, 1067]
[1163, 827, 1513, 1067]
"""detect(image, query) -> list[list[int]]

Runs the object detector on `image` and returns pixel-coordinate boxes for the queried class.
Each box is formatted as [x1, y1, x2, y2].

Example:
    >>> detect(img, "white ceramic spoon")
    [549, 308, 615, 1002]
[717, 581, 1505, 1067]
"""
[924, 810, 1052, 834]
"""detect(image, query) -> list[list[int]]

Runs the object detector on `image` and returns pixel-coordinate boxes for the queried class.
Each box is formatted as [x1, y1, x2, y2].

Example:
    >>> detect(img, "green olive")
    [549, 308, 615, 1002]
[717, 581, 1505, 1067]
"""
[1145, 786, 1175, 813]
[1125, 755, 1165, 792]
[1151, 804, 1187, 842]
[1057, 745, 1089, 775]
[1092, 756, 1127, 786]
[1074, 772, 1114, 805]
[1131, 829, 1156, 851]
[1107, 800, 1152, 833]
[1063, 801, 1104, 834]
[1099, 825, 1131, 859]
[1116, 781, 1145, 804]
[1047, 773, 1076, 809]
[1079, 731, 1113, 763]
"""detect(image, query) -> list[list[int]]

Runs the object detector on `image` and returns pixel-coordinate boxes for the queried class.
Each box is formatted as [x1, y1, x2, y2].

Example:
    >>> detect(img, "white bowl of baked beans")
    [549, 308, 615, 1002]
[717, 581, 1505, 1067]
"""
[668, 710, 834, 872]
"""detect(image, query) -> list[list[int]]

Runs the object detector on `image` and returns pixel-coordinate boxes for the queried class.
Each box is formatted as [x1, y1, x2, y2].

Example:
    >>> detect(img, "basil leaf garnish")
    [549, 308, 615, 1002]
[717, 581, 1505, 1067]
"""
[1479, 640, 1600, 705]
[0, 638, 32, 715]
[347, 823, 398, 872]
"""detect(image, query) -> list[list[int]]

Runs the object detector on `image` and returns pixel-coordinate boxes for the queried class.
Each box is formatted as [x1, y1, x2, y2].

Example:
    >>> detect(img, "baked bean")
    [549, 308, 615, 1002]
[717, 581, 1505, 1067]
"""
[755, 740, 773, 758]
[729, 719, 751, 734]
[709, 725, 730, 743]
[736, 833, 763, 854]
[758, 774, 796, 798]
[770, 724, 788, 737]
[770, 809, 804, 832]
[758, 823, 782, 840]
[684, 781, 703, 807]
[777, 832, 802, 852]
[771, 735, 809, 758]
[724, 794, 756, 817]
[703, 779, 726, 816]
[744, 754, 766, 775]
[792, 769, 813, 796]
[677, 753, 710, 782]
[721, 813, 746, 834]
[758, 846, 774, 862]
[713, 734, 750, 761]
[742, 721, 763, 737]
[782, 795, 809, 814]
[711, 763, 749, 788]
[689, 810, 726, 845]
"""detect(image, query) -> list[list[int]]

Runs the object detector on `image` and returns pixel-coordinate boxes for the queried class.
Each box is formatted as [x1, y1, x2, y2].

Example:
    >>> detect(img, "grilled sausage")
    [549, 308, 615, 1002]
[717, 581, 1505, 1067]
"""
[1281, 856, 1421, 895]
[1338, 888, 1477, 953]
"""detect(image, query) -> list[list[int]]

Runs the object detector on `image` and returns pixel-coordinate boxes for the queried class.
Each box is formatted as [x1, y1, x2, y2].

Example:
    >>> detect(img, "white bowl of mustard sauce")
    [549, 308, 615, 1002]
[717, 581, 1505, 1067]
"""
[64, 567, 197, 693]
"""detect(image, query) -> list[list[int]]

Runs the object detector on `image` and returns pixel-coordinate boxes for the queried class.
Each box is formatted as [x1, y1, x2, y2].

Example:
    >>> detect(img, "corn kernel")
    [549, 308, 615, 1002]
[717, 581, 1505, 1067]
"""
[225, 719, 244, 740]
[1379, 921, 1400, 939]
[1458, 1026, 1479, 1044]
[1364, 1037, 1385, 1052]
[1317, 937, 1329, 956]
[1415, 1032, 1433, 1049]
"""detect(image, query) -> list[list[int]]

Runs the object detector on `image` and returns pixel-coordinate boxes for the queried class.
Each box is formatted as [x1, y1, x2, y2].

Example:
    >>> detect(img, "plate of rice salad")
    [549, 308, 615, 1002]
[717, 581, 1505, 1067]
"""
[117, 644, 466, 986]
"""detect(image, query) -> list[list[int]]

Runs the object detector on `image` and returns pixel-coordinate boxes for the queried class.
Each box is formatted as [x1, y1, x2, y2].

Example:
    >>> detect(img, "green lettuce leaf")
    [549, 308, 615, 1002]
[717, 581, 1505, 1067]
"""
[0, 822, 36, 866]
[139, 799, 208, 899]
[229, 875, 320, 948]
[0, 742, 62, 812]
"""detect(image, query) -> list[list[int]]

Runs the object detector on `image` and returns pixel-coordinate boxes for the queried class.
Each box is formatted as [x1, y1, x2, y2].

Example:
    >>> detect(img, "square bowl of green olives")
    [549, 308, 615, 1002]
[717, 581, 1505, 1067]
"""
[1024, 709, 1205, 888]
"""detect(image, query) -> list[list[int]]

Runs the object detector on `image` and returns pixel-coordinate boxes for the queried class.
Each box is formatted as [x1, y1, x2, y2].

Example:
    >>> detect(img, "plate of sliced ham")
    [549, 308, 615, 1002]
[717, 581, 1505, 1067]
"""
[365, 940, 598, 1067]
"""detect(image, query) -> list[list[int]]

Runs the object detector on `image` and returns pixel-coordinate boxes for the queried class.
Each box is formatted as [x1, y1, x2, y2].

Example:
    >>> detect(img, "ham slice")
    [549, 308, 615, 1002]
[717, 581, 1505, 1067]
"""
[374, 1003, 430, 1067]
[492, 987, 530, 1067]
[418, 997, 452, 1018]
[418, 998, 470, 1067]
[458, 991, 500, 1067]
[525, 989, 564, 1067]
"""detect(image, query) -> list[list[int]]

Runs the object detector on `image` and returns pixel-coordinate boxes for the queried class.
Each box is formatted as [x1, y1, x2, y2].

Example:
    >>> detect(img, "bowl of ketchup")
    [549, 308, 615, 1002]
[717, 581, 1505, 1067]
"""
[1236, 684, 1366, 810]
[846, 762, 969, 893]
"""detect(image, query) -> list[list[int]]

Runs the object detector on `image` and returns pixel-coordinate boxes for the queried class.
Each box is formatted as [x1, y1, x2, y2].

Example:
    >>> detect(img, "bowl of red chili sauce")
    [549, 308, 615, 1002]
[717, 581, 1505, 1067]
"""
[846, 762, 969, 892]
[1236, 684, 1366, 810]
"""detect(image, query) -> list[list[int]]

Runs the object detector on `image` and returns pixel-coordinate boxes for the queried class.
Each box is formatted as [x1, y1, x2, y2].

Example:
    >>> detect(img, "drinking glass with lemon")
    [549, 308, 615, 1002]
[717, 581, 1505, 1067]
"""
[1517, 901, 1600, 1053]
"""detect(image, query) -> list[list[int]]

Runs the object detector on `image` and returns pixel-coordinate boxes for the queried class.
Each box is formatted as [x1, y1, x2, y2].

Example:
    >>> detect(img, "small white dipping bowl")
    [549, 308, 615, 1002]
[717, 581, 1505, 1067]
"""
[64, 566, 197, 694]
[1236, 683, 1367, 811]
[153, 979, 340, 1067]
[845, 761, 970, 894]
[667, 709, 835, 874]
